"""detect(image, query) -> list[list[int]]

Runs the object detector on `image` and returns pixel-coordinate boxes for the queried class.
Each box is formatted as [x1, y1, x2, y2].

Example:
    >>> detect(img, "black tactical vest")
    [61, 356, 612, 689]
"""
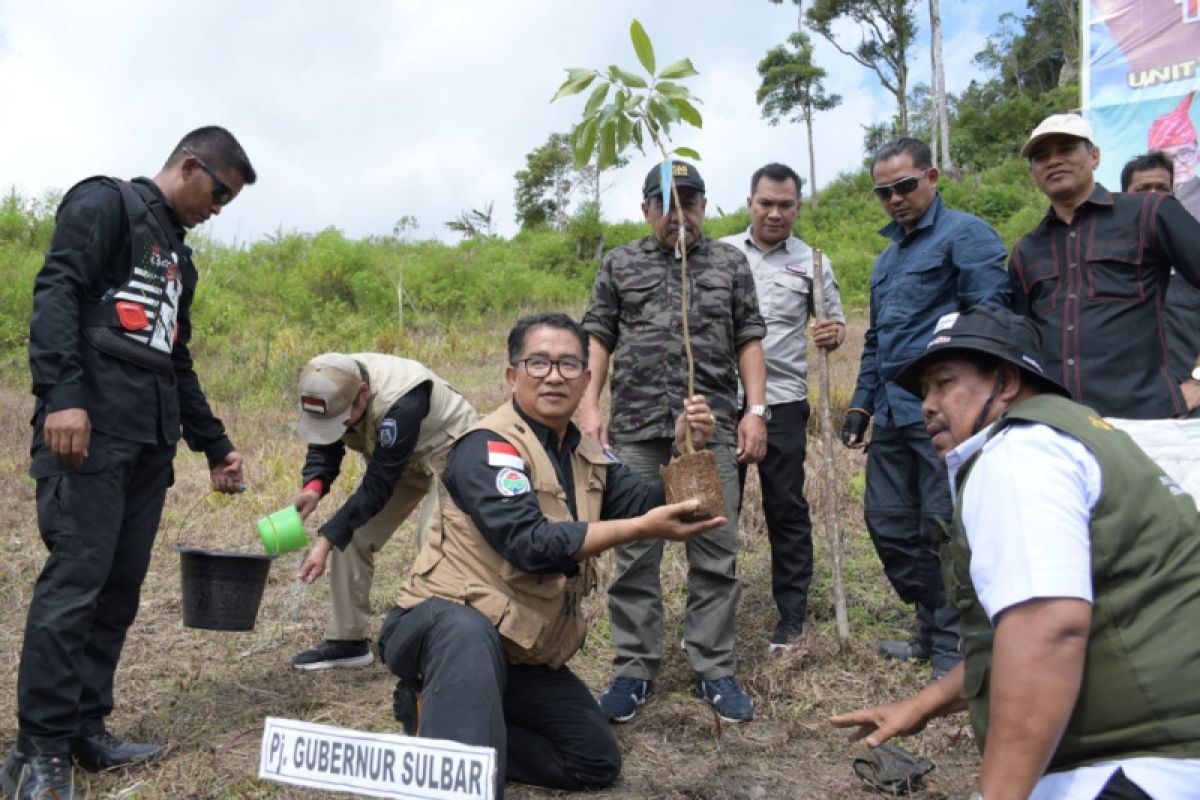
[79, 178, 194, 374]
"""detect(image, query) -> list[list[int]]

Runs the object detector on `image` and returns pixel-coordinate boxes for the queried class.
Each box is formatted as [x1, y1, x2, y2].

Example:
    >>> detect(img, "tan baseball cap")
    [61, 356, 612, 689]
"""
[1020, 113, 1095, 158]
[297, 353, 363, 444]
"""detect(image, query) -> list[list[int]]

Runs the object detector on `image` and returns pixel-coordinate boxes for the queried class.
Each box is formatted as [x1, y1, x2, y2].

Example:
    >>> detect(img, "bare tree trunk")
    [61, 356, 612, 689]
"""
[929, 0, 951, 169]
[805, 110, 819, 209]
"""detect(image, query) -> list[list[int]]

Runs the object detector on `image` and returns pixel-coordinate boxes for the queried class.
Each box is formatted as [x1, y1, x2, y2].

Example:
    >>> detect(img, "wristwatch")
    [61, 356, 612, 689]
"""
[1191, 366, 1200, 382]
[745, 404, 772, 422]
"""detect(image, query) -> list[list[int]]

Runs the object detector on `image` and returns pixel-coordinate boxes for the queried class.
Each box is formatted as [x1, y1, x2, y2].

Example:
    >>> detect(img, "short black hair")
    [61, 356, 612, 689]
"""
[750, 163, 802, 198]
[1120, 151, 1175, 192]
[872, 138, 932, 176]
[507, 313, 589, 366]
[166, 126, 257, 185]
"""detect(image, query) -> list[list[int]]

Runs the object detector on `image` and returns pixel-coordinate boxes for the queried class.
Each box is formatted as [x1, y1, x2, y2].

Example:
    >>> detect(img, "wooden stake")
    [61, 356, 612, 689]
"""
[811, 248, 850, 647]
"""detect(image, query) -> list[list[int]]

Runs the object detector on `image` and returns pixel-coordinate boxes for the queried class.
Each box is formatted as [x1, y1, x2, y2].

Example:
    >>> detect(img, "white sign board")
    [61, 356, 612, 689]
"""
[258, 717, 496, 799]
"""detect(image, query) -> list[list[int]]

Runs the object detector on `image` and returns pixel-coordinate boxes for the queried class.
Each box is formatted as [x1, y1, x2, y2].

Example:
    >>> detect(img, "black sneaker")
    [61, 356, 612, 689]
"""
[1, 746, 24, 794]
[878, 638, 932, 662]
[694, 676, 754, 722]
[392, 678, 421, 736]
[71, 730, 162, 772]
[768, 617, 804, 653]
[598, 677, 653, 723]
[291, 639, 373, 670]
[16, 753, 78, 800]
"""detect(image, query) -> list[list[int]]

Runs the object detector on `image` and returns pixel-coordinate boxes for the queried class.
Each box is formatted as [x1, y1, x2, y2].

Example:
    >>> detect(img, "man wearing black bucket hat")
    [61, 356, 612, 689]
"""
[287, 352, 477, 670]
[3, 127, 256, 800]
[832, 306, 1200, 799]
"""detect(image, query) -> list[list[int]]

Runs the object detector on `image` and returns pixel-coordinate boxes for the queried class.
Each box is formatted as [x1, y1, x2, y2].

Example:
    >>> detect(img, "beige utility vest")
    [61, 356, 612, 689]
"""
[339, 353, 477, 469]
[396, 402, 609, 669]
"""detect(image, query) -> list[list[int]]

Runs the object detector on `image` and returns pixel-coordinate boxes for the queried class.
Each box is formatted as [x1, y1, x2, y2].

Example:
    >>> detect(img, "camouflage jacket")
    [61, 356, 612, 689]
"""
[583, 234, 765, 444]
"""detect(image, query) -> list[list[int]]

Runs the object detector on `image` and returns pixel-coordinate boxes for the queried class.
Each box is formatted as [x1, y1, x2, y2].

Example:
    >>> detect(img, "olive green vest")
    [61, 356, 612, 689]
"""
[339, 353, 477, 466]
[395, 402, 609, 669]
[943, 393, 1200, 771]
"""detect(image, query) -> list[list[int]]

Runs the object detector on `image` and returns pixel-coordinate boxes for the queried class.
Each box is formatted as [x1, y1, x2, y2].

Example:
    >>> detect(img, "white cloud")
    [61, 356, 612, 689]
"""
[0, 0, 1025, 243]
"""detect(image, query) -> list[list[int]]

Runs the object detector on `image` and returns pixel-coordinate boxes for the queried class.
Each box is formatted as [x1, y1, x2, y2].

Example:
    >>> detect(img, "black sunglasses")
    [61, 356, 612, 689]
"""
[182, 147, 233, 206]
[873, 169, 929, 201]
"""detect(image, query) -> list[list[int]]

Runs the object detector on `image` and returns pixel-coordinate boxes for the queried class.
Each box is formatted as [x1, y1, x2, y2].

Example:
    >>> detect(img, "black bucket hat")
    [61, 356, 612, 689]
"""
[894, 305, 1071, 398]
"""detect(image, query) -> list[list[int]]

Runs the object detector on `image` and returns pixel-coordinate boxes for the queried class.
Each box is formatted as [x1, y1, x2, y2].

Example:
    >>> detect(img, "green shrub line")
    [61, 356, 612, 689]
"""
[1, 158, 1047, 404]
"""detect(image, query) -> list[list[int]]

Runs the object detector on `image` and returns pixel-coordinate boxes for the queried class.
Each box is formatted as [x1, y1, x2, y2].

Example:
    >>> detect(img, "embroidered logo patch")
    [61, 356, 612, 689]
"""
[933, 312, 959, 334]
[487, 441, 525, 470]
[495, 468, 531, 496]
[379, 418, 397, 448]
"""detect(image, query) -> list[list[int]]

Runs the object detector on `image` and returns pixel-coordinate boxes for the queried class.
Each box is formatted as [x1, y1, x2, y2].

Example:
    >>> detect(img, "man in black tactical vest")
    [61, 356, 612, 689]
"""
[831, 306, 1200, 798]
[1, 127, 256, 800]
[379, 313, 727, 799]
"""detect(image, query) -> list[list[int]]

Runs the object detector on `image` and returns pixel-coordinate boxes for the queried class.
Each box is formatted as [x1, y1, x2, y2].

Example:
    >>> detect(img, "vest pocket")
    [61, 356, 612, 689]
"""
[463, 582, 546, 650]
[499, 560, 567, 599]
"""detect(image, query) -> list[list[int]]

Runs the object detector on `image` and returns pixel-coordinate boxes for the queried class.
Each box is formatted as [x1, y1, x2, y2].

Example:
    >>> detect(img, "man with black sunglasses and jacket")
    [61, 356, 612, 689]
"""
[2, 127, 255, 800]
[842, 137, 1010, 682]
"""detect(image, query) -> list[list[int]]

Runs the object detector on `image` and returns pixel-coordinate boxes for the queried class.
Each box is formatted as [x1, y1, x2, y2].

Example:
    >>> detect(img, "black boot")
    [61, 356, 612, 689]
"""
[71, 731, 161, 772]
[392, 678, 422, 736]
[16, 753, 78, 800]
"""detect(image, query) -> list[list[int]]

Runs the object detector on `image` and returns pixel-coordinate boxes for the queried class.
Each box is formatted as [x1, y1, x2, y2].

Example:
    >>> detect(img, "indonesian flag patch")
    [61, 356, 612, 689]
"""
[301, 395, 328, 415]
[487, 441, 525, 471]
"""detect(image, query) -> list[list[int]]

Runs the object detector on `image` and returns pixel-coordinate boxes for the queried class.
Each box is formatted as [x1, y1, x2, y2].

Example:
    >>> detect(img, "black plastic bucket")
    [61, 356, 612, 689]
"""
[177, 546, 275, 631]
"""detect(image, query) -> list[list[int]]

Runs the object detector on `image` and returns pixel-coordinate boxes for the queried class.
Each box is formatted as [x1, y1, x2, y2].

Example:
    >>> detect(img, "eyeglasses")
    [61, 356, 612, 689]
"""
[873, 169, 929, 201]
[516, 356, 585, 379]
[182, 147, 233, 206]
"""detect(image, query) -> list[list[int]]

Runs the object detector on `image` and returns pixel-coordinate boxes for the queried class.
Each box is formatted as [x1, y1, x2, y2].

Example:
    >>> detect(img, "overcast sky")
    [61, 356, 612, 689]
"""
[0, 1, 1024, 244]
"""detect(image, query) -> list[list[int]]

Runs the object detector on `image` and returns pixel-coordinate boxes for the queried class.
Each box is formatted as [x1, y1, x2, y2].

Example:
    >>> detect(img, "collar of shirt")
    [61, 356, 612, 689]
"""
[132, 176, 187, 239]
[1039, 182, 1113, 228]
[944, 423, 994, 505]
[510, 398, 581, 455]
[879, 191, 946, 243]
[738, 226, 798, 257]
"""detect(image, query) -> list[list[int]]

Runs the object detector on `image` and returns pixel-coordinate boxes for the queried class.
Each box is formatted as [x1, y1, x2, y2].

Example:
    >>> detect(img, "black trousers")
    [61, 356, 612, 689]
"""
[17, 433, 175, 754]
[739, 400, 813, 625]
[379, 598, 620, 799]
[863, 422, 961, 670]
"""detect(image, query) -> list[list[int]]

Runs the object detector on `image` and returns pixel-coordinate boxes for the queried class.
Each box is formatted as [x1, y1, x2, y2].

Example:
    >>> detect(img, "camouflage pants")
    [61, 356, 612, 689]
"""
[606, 438, 741, 680]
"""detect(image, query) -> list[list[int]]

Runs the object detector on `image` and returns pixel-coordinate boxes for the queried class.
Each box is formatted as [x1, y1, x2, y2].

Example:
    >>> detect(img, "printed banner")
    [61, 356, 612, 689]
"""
[1083, 0, 1200, 209]
[258, 717, 496, 799]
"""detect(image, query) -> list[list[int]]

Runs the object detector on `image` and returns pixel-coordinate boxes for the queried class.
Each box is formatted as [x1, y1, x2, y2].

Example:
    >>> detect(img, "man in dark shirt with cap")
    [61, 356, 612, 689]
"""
[286, 352, 477, 670]
[580, 161, 767, 724]
[3, 126, 255, 800]
[1010, 112, 1200, 419]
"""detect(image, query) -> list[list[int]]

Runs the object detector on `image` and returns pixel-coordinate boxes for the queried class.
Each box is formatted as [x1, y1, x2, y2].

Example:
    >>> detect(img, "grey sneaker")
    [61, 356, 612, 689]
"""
[598, 677, 653, 723]
[694, 676, 754, 722]
[16, 753, 78, 800]
[291, 639, 373, 670]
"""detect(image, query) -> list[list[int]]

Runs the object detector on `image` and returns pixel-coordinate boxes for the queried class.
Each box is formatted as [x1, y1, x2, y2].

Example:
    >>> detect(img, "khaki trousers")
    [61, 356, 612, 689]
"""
[326, 467, 439, 640]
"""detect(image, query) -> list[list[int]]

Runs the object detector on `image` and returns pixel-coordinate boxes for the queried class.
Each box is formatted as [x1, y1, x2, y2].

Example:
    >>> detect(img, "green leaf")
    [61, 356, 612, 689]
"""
[551, 73, 596, 102]
[671, 97, 703, 128]
[614, 89, 628, 111]
[583, 83, 609, 117]
[617, 114, 633, 153]
[647, 99, 674, 135]
[609, 64, 648, 89]
[565, 67, 592, 82]
[674, 146, 701, 161]
[657, 58, 699, 80]
[631, 123, 645, 153]
[598, 122, 618, 170]
[654, 81, 690, 100]
[574, 118, 598, 168]
[630, 19, 656, 76]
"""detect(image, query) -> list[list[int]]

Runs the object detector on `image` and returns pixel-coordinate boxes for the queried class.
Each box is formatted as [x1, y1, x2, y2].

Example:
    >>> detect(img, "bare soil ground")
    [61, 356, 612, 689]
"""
[0, 319, 982, 798]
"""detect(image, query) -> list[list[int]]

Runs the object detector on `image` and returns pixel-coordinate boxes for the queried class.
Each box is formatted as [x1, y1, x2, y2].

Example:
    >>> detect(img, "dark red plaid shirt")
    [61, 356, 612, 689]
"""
[1009, 184, 1200, 419]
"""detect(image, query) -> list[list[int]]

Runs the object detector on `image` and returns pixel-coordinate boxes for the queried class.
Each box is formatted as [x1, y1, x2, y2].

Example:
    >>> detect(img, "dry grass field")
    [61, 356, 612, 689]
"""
[0, 317, 982, 799]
